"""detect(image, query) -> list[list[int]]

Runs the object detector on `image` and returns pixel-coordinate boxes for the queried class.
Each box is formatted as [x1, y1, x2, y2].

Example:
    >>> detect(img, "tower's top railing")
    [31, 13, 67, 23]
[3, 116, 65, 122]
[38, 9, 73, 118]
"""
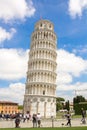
[34, 19, 54, 31]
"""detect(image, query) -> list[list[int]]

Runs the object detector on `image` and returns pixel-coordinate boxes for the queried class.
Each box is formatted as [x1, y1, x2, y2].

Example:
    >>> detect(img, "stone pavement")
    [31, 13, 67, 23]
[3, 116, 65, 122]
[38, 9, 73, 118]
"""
[0, 118, 87, 128]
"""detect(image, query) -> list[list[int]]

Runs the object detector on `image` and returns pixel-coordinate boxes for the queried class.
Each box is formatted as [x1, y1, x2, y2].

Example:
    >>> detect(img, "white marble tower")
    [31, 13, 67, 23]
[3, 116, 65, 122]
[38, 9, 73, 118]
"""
[24, 19, 57, 118]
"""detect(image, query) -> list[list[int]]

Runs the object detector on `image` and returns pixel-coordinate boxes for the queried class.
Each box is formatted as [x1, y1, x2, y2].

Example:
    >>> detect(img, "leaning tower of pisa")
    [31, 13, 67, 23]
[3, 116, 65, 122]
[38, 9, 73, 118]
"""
[24, 19, 57, 118]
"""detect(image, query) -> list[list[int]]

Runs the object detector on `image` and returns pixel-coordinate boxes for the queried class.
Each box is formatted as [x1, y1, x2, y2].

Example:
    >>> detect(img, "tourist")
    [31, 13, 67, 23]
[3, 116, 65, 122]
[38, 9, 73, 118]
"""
[15, 114, 20, 128]
[37, 113, 41, 127]
[23, 113, 26, 122]
[65, 111, 71, 127]
[81, 108, 86, 124]
[26, 111, 30, 122]
[32, 114, 37, 127]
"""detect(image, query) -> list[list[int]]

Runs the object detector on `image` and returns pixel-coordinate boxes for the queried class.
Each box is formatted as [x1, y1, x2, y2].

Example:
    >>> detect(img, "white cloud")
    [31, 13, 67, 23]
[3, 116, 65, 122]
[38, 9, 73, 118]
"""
[0, 48, 28, 80]
[74, 82, 87, 97]
[0, 27, 16, 43]
[56, 72, 72, 84]
[57, 49, 87, 77]
[56, 49, 87, 101]
[0, 83, 25, 105]
[56, 82, 87, 101]
[0, 48, 87, 103]
[57, 91, 74, 102]
[0, 0, 36, 23]
[68, 0, 87, 18]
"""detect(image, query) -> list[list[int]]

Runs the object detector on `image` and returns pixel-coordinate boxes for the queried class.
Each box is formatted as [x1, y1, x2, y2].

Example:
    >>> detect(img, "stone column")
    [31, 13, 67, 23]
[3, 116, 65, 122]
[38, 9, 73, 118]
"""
[44, 102, 47, 118]
[37, 101, 39, 113]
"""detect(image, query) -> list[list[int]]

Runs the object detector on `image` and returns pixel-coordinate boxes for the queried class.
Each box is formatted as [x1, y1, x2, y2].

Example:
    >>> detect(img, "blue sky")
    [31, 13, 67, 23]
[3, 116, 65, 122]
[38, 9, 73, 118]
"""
[0, 0, 87, 104]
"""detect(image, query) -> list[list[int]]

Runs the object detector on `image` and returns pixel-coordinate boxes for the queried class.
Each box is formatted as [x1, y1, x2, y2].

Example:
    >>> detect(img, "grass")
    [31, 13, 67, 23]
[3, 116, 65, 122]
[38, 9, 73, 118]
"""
[56, 112, 82, 119]
[0, 127, 87, 130]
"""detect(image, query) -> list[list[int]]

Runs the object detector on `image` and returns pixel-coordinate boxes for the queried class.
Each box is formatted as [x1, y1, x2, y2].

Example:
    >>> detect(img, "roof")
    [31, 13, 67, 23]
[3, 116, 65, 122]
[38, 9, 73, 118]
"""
[0, 101, 18, 105]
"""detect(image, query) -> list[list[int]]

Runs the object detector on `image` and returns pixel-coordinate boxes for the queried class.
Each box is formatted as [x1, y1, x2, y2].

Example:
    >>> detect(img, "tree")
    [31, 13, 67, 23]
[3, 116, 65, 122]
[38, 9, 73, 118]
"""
[65, 100, 70, 111]
[56, 97, 65, 111]
[56, 97, 65, 102]
[73, 96, 86, 104]
[18, 105, 23, 110]
[73, 95, 86, 115]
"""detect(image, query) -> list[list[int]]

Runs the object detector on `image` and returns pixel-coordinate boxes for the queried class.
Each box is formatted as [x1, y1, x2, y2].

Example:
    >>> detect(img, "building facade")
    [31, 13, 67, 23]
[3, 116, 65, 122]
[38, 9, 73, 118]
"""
[0, 101, 18, 114]
[24, 19, 57, 118]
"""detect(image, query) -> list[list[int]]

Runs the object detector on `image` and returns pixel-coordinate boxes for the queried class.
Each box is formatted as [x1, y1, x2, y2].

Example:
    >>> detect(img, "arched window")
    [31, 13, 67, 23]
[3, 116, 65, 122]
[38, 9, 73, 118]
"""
[43, 90, 45, 95]
[40, 23, 42, 27]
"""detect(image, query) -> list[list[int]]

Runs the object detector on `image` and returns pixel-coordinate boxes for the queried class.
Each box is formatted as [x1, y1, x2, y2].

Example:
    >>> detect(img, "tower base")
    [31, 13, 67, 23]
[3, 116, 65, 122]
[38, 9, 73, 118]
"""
[23, 95, 56, 118]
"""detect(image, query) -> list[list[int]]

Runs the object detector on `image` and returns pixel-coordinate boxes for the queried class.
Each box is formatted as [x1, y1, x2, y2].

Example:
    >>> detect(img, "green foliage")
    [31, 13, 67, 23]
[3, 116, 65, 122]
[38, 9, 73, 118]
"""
[73, 96, 87, 115]
[65, 100, 70, 111]
[74, 102, 87, 115]
[56, 97, 65, 102]
[18, 105, 23, 110]
[56, 97, 65, 111]
[73, 96, 86, 104]
[56, 102, 63, 111]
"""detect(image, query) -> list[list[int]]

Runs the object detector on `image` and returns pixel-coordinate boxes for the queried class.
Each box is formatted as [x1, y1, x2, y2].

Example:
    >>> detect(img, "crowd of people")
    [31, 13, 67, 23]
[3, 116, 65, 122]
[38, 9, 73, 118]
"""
[0, 109, 86, 128]
[0, 113, 20, 120]
[14, 109, 87, 128]
[14, 112, 41, 128]
[0, 112, 41, 128]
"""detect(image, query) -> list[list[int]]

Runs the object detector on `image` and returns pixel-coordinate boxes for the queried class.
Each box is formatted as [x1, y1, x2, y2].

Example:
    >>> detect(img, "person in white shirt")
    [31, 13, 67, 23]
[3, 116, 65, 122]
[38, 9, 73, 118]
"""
[37, 113, 41, 127]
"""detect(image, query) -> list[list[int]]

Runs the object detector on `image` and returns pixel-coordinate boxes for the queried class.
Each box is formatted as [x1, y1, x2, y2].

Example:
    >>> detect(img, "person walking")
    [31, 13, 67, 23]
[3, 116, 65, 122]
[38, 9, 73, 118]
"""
[66, 111, 71, 127]
[81, 108, 86, 124]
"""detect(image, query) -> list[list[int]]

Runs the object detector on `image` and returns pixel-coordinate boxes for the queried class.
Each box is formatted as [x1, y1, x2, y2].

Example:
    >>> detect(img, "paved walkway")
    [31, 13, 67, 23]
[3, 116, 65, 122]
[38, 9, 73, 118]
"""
[0, 118, 87, 128]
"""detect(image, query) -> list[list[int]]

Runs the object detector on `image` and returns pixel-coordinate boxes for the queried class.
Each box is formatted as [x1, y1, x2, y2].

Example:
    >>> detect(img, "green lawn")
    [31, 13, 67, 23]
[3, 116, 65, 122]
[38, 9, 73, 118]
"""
[0, 127, 87, 130]
[56, 112, 82, 119]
